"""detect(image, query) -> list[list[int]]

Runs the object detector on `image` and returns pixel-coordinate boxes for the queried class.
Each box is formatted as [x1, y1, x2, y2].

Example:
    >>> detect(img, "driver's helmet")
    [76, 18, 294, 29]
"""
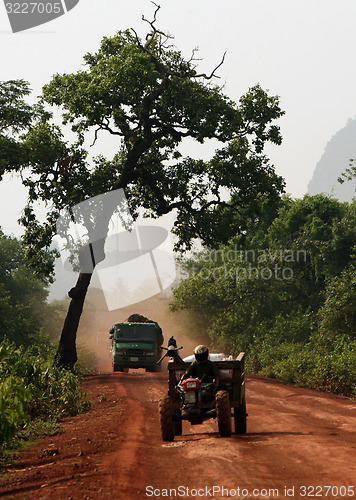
[194, 345, 209, 363]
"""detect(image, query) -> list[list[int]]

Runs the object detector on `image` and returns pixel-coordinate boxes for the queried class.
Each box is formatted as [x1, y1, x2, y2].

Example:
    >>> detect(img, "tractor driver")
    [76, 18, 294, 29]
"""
[182, 345, 220, 392]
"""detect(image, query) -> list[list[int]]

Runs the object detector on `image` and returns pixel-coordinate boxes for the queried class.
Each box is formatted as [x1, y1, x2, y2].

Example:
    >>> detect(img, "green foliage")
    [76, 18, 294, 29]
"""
[247, 335, 356, 398]
[16, 13, 286, 257]
[2, 12, 287, 368]
[0, 79, 50, 178]
[0, 230, 54, 347]
[0, 340, 89, 449]
[0, 230, 93, 450]
[338, 158, 356, 187]
[0, 375, 32, 446]
[267, 194, 354, 282]
[171, 195, 356, 398]
[319, 264, 356, 339]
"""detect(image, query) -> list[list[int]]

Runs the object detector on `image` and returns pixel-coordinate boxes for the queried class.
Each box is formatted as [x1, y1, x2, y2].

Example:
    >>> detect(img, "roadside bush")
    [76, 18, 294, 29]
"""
[309, 336, 356, 398]
[0, 340, 90, 449]
[247, 335, 356, 398]
[318, 265, 356, 339]
[0, 376, 32, 446]
[247, 337, 311, 384]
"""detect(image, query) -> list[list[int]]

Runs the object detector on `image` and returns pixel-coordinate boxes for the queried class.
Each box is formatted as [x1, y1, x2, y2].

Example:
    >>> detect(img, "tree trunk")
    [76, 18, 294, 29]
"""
[54, 272, 92, 369]
[53, 192, 127, 370]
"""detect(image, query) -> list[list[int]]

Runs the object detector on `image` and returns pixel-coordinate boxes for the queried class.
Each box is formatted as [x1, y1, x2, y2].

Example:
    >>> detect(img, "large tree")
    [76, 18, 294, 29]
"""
[19, 7, 285, 368]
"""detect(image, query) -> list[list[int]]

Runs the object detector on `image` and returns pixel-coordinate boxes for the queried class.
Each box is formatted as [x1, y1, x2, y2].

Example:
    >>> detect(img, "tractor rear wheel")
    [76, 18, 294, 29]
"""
[234, 399, 247, 434]
[174, 410, 182, 436]
[215, 390, 231, 437]
[158, 395, 175, 441]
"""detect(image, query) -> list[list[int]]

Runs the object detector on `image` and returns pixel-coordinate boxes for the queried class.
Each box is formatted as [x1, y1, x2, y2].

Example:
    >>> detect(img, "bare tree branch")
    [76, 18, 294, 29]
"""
[142, 3, 172, 50]
[195, 51, 227, 80]
[188, 47, 203, 65]
[90, 127, 100, 147]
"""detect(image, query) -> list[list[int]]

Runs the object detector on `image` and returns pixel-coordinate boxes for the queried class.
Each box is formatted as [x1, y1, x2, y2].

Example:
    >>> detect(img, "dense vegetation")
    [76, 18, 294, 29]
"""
[171, 194, 356, 398]
[1, 9, 286, 368]
[1, 9, 355, 457]
[0, 231, 90, 453]
[0, 230, 53, 350]
[0, 340, 90, 450]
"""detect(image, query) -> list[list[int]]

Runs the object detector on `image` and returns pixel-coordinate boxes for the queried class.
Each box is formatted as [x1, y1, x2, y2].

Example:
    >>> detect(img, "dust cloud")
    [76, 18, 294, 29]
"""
[77, 286, 212, 373]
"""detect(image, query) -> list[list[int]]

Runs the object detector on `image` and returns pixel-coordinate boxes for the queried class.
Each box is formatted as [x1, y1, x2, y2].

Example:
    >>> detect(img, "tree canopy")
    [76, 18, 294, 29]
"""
[22, 9, 285, 252]
[0, 79, 50, 177]
[2, 7, 286, 367]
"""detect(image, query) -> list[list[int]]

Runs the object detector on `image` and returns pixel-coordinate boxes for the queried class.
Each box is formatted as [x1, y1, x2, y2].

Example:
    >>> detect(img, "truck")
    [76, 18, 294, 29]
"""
[109, 314, 164, 372]
[158, 344, 246, 441]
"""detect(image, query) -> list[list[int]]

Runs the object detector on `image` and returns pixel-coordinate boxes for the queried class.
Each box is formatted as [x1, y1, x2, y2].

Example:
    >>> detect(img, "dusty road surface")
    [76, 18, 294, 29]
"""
[0, 372, 355, 500]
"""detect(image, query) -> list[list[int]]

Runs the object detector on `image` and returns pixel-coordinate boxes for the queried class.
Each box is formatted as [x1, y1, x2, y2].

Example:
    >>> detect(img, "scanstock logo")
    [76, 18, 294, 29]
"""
[4, 0, 79, 33]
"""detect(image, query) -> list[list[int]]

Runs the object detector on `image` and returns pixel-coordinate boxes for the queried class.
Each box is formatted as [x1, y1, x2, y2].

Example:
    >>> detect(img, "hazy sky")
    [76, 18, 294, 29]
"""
[1, 0, 356, 236]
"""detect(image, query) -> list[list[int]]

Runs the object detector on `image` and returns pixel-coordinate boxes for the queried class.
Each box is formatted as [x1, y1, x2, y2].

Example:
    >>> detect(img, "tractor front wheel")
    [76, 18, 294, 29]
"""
[158, 395, 175, 441]
[215, 390, 231, 437]
[174, 409, 182, 436]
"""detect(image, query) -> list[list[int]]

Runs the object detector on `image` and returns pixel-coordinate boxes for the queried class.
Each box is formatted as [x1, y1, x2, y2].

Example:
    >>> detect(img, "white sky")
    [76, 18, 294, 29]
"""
[1, 0, 356, 236]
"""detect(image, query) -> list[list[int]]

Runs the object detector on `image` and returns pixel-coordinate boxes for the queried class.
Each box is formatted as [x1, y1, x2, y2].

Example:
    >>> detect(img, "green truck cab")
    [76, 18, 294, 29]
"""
[109, 321, 163, 372]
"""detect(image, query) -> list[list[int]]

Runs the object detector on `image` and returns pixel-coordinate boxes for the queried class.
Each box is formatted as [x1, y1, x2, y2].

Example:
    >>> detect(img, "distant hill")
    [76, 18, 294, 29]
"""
[307, 118, 356, 202]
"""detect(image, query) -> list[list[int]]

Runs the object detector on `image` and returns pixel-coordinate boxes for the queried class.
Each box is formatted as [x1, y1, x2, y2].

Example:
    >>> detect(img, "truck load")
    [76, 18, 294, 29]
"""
[109, 314, 164, 372]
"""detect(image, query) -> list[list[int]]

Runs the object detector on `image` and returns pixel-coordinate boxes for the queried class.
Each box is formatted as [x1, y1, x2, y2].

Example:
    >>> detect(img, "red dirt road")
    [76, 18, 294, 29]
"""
[1, 372, 355, 500]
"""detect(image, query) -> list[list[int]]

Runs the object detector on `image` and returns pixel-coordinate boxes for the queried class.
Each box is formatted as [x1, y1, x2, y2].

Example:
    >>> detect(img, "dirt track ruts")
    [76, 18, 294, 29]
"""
[1, 371, 355, 499]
